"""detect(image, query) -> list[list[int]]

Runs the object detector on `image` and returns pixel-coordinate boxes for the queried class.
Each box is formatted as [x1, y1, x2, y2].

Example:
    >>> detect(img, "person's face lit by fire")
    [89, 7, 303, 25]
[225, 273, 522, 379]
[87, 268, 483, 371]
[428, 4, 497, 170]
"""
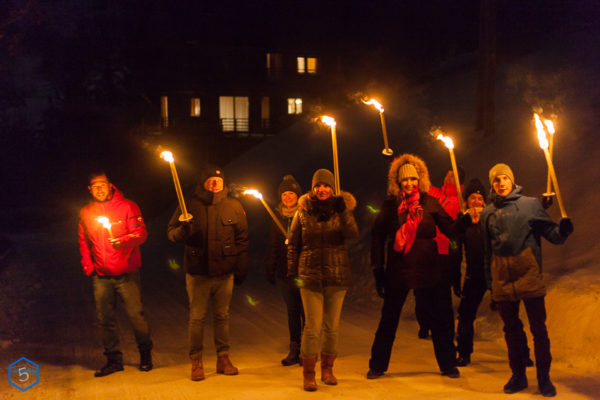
[313, 184, 333, 201]
[281, 191, 298, 208]
[204, 177, 224, 193]
[89, 176, 111, 202]
[467, 193, 485, 209]
[400, 178, 419, 196]
[492, 175, 513, 197]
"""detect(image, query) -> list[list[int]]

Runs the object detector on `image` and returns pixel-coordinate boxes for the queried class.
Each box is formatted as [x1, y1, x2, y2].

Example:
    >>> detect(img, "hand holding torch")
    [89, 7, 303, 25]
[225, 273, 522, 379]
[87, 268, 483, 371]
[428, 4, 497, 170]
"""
[160, 151, 193, 222]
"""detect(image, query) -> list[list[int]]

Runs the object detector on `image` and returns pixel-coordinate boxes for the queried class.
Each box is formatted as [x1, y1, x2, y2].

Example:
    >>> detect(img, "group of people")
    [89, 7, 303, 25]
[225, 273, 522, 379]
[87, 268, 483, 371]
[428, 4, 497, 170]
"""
[78, 153, 573, 397]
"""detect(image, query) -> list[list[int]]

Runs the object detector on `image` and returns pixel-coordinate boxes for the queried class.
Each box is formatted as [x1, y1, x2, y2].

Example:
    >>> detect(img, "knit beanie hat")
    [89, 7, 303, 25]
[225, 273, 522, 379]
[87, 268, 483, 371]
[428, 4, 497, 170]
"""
[463, 178, 487, 202]
[312, 168, 335, 190]
[278, 174, 302, 197]
[488, 163, 514, 186]
[397, 163, 419, 182]
[200, 165, 224, 184]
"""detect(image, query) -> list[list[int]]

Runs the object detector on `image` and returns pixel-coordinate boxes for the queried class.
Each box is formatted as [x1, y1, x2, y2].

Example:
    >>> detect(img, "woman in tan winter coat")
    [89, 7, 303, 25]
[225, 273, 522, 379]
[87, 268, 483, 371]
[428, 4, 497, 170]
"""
[287, 168, 358, 392]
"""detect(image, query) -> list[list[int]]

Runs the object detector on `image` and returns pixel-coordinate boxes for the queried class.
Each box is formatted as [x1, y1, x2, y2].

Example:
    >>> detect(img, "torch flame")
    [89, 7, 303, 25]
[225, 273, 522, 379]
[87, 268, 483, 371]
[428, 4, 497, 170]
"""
[362, 98, 384, 113]
[534, 113, 549, 149]
[243, 189, 263, 199]
[97, 216, 111, 229]
[160, 150, 174, 163]
[544, 119, 555, 135]
[436, 133, 455, 149]
[321, 115, 336, 127]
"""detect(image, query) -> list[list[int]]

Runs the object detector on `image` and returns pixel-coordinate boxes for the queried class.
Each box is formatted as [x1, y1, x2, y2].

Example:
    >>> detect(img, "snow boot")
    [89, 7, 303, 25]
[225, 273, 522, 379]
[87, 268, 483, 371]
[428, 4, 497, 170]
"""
[282, 342, 301, 366]
[139, 349, 152, 372]
[503, 372, 528, 394]
[94, 359, 124, 377]
[302, 356, 317, 391]
[457, 354, 471, 367]
[216, 354, 239, 375]
[441, 367, 460, 378]
[320, 353, 337, 385]
[537, 369, 556, 397]
[190, 353, 205, 381]
[366, 369, 384, 379]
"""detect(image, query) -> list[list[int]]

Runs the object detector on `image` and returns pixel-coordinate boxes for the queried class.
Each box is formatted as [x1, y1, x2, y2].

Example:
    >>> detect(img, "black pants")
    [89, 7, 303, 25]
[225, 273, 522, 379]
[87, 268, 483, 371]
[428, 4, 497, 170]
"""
[279, 278, 305, 344]
[416, 254, 455, 336]
[497, 296, 551, 380]
[456, 275, 487, 357]
[369, 282, 457, 373]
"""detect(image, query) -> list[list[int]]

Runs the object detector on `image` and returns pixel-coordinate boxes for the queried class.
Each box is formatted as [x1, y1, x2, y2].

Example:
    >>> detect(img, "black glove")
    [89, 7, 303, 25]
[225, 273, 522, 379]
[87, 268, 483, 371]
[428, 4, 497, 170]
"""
[234, 274, 246, 286]
[541, 195, 553, 209]
[372, 267, 386, 298]
[454, 211, 472, 233]
[559, 218, 574, 237]
[333, 196, 346, 213]
[490, 300, 498, 311]
[452, 282, 462, 297]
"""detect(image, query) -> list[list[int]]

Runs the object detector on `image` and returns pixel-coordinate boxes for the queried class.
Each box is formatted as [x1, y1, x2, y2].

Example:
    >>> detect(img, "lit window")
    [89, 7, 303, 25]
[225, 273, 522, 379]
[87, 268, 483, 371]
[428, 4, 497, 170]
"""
[287, 98, 303, 114]
[190, 98, 201, 117]
[261, 96, 270, 129]
[297, 57, 317, 74]
[219, 96, 249, 132]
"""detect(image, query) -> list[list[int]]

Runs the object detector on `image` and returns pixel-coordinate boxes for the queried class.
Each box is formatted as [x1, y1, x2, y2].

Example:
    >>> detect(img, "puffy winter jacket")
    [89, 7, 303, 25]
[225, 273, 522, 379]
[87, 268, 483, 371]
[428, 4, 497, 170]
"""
[480, 186, 567, 301]
[371, 192, 454, 289]
[287, 192, 358, 291]
[167, 186, 249, 280]
[78, 185, 148, 276]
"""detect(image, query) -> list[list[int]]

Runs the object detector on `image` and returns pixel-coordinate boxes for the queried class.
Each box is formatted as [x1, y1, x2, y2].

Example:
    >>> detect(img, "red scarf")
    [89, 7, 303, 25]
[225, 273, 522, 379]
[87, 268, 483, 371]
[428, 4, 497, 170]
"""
[393, 191, 423, 254]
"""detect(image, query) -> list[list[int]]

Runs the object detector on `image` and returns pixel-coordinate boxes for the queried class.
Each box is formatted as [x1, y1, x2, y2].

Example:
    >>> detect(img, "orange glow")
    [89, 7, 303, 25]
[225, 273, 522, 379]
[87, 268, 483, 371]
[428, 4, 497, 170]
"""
[362, 98, 384, 113]
[436, 133, 455, 149]
[160, 150, 174, 163]
[96, 216, 111, 229]
[534, 113, 549, 149]
[321, 115, 336, 127]
[544, 119, 555, 135]
[243, 189, 263, 200]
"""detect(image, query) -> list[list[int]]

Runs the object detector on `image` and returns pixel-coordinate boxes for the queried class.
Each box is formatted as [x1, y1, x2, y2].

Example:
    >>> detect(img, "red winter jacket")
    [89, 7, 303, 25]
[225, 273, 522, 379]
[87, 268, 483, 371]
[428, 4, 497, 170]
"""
[78, 185, 148, 276]
[428, 181, 462, 255]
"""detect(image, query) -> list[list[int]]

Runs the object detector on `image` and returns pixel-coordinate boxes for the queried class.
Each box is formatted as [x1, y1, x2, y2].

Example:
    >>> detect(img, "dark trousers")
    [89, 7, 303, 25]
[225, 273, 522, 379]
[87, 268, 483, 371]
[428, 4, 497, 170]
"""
[369, 282, 457, 373]
[93, 270, 153, 361]
[279, 278, 305, 344]
[416, 255, 455, 336]
[456, 275, 487, 356]
[497, 296, 551, 380]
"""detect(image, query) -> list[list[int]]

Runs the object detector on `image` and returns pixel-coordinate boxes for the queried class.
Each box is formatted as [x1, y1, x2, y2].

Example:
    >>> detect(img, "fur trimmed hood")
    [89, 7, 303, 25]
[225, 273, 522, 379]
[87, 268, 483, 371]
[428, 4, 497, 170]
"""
[297, 190, 357, 212]
[388, 153, 431, 197]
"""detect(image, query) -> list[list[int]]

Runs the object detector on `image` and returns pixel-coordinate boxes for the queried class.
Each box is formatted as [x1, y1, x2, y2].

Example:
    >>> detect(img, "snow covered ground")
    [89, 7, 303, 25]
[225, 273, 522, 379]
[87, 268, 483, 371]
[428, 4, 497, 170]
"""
[1, 26, 600, 400]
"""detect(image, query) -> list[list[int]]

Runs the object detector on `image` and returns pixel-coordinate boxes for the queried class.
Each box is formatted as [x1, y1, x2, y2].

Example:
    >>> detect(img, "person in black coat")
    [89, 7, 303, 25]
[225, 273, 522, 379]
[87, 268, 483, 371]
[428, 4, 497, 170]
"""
[265, 174, 305, 366]
[367, 154, 459, 379]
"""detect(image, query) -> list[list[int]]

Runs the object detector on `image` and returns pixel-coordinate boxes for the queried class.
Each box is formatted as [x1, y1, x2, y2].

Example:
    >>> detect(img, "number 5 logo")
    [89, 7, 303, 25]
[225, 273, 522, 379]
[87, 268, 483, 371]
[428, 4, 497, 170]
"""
[8, 357, 39, 392]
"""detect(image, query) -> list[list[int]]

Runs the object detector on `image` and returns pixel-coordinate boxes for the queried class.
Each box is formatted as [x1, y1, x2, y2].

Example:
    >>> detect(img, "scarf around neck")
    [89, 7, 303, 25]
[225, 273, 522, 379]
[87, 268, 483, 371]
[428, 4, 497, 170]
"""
[393, 191, 423, 255]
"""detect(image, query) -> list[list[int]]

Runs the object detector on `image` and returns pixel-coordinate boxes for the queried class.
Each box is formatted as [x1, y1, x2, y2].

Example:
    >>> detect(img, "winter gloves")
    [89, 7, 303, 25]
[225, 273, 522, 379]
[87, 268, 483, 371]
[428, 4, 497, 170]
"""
[333, 196, 346, 213]
[372, 267, 386, 298]
[559, 218, 574, 237]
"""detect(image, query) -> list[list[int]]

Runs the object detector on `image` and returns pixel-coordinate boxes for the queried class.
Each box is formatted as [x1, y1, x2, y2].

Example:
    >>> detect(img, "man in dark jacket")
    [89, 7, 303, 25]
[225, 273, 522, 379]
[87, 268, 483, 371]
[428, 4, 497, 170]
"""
[480, 163, 573, 397]
[78, 172, 153, 377]
[168, 166, 249, 381]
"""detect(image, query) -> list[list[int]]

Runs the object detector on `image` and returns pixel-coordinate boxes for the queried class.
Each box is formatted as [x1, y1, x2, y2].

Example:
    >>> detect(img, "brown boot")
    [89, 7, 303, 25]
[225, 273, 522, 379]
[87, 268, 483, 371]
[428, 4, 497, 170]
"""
[216, 354, 239, 375]
[190, 353, 205, 381]
[321, 352, 338, 385]
[302, 356, 317, 391]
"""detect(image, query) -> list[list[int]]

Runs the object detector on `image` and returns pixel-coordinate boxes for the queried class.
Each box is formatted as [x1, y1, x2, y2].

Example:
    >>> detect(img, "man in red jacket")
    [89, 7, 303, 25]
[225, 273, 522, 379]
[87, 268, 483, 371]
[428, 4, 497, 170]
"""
[78, 172, 153, 377]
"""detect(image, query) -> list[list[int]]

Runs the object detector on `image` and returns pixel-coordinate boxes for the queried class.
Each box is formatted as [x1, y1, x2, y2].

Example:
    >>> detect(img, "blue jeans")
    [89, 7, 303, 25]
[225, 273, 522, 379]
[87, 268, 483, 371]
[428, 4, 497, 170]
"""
[300, 286, 347, 358]
[186, 273, 234, 357]
[93, 270, 152, 361]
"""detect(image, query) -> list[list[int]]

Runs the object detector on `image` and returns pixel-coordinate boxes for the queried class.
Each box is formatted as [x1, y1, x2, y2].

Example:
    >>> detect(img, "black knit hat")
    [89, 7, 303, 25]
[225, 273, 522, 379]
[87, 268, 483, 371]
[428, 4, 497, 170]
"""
[463, 178, 487, 202]
[199, 165, 224, 184]
[278, 174, 302, 198]
[311, 169, 335, 191]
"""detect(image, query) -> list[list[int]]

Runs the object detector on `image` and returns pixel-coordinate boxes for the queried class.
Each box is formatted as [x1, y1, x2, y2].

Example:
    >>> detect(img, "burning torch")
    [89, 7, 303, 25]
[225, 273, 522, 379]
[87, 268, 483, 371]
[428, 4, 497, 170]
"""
[97, 216, 114, 240]
[244, 189, 289, 240]
[320, 116, 341, 195]
[534, 114, 567, 218]
[543, 118, 556, 197]
[436, 132, 465, 212]
[362, 98, 393, 156]
[160, 150, 193, 222]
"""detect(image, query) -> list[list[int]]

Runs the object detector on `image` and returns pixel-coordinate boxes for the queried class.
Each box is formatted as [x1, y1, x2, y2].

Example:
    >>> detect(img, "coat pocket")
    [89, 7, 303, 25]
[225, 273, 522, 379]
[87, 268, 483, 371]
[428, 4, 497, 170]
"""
[223, 243, 238, 256]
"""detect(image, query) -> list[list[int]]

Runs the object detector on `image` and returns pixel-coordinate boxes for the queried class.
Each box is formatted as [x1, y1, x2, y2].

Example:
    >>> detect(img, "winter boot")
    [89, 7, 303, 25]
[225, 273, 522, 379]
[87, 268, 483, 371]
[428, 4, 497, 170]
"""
[457, 354, 471, 367]
[441, 367, 460, 378]
[503, 372, 528, 394]
[320, 353, 338, 385]
[302, 356, 317, 391]
[139, 349, 153, 372]
[216, 354, 239, 375]
[94, 359, 124, 377]
[190, 353, 205, 381]
[537, 370, 557, 397]
[282, 342, 301, 366]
